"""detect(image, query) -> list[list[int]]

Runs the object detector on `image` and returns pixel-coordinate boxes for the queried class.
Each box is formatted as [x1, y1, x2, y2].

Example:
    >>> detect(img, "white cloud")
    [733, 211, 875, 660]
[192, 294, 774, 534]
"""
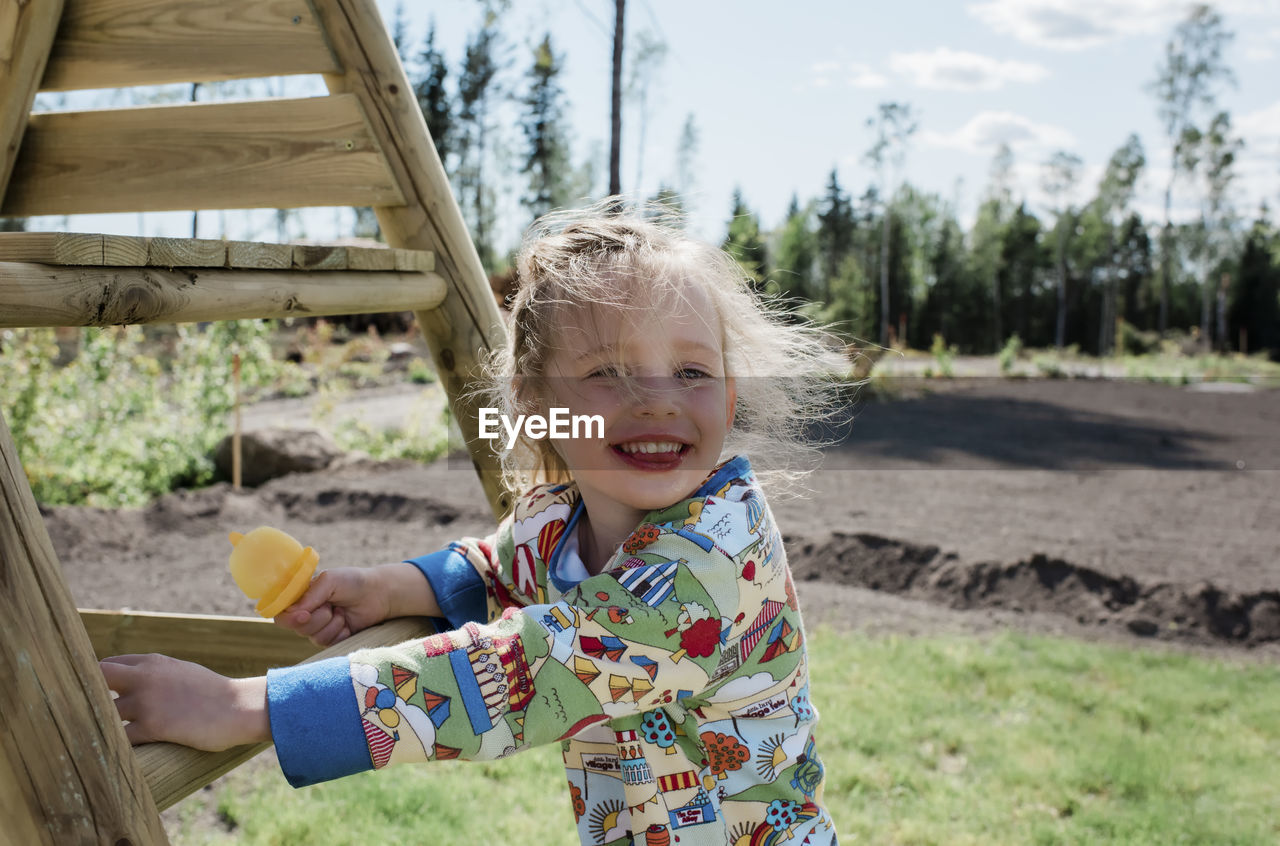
[967, 0, 1269, 50]
[848, 63, 890, 89]
[921, 110, 1076, 155]
[808, 60, 887, 89]
[889, 48, 1048, 90]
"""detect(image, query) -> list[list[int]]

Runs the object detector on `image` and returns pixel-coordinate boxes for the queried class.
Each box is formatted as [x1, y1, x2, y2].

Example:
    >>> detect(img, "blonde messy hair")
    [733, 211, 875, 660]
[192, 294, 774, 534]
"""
[479, 199, 847, 496]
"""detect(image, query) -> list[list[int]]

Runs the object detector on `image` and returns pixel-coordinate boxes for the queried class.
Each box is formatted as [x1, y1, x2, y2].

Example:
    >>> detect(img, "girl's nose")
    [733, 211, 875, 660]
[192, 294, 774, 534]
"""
[630, 376, 682, 416]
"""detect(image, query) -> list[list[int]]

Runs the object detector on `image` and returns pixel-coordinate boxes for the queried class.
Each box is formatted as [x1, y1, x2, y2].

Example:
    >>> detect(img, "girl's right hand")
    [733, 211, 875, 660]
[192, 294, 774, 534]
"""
[273, 567, 390, 647]
[273, 563, 439, 647]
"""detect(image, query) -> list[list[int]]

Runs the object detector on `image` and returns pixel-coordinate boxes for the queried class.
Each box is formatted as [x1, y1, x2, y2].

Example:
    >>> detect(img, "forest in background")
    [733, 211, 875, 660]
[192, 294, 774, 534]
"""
[397, 0, 1280, 359]
[7, 1, 1280, 360]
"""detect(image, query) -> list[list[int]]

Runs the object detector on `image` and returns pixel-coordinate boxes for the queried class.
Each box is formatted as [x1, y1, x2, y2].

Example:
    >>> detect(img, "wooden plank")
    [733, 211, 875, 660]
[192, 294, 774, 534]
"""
[40, 0, 340, 92]
[135, 616, 436, 811]
[393, 247, 434, 273]
[104, 233, 149, 265]
[80, 609, 320, 677]
[0, 261, 447, 327]
[345, 244, 396, 271]
[0, 410, 170, 843]
[227, 239, 291, 269]
[0, 231, 105, 263]
[292, 243, 347, 270]
[314, 0, 513, 519]
[148, 235, 226, 267]
[1, 94, 406, 216]
[0, 0, 64, 205]
[0, 233, 433, 274]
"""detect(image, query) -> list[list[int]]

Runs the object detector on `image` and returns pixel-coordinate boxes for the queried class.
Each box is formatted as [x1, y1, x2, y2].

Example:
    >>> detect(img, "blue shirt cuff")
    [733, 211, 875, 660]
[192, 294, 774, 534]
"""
[405, 545, 489, 630]
[267, 656, 371, 787]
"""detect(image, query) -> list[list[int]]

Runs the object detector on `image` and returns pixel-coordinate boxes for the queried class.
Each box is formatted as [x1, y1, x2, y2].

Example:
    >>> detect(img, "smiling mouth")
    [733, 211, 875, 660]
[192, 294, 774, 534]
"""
[611, 440, 690, 470]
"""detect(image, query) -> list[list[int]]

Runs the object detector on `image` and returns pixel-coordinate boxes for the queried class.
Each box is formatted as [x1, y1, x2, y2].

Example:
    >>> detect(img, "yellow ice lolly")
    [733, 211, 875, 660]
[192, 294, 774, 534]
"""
[228, 527, 319, 618]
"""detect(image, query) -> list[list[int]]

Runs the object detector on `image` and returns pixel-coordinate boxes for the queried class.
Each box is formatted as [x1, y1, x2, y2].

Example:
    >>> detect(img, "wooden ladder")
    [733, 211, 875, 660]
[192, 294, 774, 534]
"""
[0, 1, 511, 842]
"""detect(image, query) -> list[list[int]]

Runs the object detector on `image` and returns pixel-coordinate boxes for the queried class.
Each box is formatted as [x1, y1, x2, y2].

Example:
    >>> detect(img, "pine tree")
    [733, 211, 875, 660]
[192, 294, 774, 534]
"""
[1230, 219, 1280, 358]
[721, 188, 768, 288]
[774, 195, 818, 303]
[415, 19, 454, 166]
[520, 34, 573, 222]
[817, 169, 855, 303]
[456, 12, 506, 272]
[390, 1, 411, 64]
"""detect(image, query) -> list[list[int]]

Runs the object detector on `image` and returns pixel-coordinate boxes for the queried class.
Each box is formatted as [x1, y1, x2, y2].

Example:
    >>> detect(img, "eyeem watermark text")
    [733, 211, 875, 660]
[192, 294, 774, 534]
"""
[478, 408, 604, 449]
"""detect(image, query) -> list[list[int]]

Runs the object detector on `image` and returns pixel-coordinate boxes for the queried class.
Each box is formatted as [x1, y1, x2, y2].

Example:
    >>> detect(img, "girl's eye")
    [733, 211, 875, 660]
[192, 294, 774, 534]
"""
[587, 365, 622, 379]
[677, 367, 712, 381]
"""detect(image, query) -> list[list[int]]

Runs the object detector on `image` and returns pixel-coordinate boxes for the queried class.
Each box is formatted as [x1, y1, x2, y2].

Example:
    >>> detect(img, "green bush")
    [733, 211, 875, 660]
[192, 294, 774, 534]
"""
[930, 333, 955, 378]
[999, 334, 1023, 374]
[1117, 321, 1159, 356]
[0, 323, 281, 507]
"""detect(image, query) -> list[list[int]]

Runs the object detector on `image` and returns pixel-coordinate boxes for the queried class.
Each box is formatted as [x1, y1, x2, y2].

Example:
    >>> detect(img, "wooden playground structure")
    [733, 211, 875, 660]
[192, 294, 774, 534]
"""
[0, 1, 513, 841]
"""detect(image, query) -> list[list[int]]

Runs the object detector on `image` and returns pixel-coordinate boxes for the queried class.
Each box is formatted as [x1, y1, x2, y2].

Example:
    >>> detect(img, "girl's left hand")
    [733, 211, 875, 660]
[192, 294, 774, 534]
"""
[100, 654, 270, 751]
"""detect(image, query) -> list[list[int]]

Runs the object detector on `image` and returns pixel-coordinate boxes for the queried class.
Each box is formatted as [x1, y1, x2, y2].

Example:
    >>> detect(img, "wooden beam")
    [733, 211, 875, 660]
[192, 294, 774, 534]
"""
[313, 0, 513, 519]
[0, 232, 435, 273]
[1, 94, 406, 217]
[227, 239, 292, 270]
[0, 0, 64, 208]
[0, 409, 170, 843]
[80, 609, 320, 678]
[39, 0, 340, 92]
[135, 616, 436, 811]
[148, 235, 227, 268]
[292, 243, 347, 270]
[0, 261, 447, 327]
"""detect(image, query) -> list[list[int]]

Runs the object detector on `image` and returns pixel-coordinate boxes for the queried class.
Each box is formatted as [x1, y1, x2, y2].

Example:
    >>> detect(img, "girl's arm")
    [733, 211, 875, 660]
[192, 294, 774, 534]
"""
[100, 654, 269, 750]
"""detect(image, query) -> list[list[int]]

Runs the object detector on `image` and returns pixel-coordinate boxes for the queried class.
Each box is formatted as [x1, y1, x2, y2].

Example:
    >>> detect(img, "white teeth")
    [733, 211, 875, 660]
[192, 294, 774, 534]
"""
[619, 441, 682, 454]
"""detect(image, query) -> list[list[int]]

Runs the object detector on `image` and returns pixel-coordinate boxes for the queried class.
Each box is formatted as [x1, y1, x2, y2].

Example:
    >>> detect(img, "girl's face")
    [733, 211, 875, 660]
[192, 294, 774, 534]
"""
[538, 281, 737, 526]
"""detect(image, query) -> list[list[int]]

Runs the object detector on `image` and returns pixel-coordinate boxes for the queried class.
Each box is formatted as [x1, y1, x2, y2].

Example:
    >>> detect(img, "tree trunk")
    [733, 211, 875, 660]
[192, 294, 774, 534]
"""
[609, 0, 625, 197]
[1159, 178, 1173, 334]
[1216, 273, 1229, 352]
[1100, 228, 1116, 356]
[879, 201, 890, 347]
[1055, 221, 1067, 349]
[991, 267, 1002, 352]
[1201, 272, 1212, 351]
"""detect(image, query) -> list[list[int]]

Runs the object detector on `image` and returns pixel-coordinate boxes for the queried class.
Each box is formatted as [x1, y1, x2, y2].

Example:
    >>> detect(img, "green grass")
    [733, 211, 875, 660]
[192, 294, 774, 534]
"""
[169, 628, 1280, 846]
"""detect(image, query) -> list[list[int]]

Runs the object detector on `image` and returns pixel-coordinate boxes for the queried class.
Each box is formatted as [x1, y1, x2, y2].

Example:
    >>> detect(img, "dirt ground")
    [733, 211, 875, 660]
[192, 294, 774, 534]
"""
[44, 376, 1279, 660]
[38, 375, 1278, 836]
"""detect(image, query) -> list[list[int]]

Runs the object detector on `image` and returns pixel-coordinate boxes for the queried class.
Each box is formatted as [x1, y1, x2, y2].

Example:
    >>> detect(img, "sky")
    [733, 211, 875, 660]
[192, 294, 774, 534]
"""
[388, 0, 1280, 244]
[27, 0, 1280, 250]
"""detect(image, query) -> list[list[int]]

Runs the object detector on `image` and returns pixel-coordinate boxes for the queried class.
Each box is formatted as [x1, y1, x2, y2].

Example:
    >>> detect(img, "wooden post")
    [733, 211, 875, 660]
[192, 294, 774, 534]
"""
[311, 0, 513, 520]
[0, 409, 169, 844]
[0, 0, 65, 205]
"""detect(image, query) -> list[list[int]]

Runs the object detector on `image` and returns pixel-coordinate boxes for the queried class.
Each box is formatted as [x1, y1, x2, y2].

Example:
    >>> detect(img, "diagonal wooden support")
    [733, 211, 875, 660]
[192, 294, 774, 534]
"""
[0, 408, 170, 844]
[312, 0, 513, 519]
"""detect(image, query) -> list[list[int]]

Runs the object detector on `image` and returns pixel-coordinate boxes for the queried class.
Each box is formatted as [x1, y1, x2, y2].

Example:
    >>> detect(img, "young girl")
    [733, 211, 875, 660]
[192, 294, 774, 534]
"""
[102, 206, 842, 845]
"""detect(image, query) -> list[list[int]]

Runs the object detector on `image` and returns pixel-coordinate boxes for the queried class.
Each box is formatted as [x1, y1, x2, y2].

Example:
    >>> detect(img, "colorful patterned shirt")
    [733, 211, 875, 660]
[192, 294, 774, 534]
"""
[266, 456, 837, 845]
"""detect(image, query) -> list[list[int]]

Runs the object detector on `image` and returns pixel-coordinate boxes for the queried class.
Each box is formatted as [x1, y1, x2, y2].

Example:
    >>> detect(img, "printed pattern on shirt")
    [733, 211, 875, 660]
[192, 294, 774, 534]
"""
[344, 458, 837, 846]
